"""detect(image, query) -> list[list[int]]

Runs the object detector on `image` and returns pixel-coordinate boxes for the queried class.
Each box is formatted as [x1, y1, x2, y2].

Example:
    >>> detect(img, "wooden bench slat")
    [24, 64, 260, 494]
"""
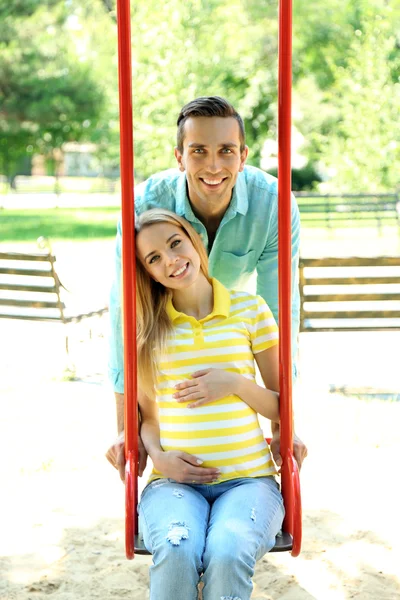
[300, 257, 400, 267]
[0, 246, 108, 339]
[302, 325, 400, 332]
[300, 256, 400, 332]
[0, 298, 65, 309]
[0, 283, 58, 293]
[0, 308, 108, 322]
[0, 313, 64, 322]
[303, 293, 400, 302]
[303, 310, 400, 319]
[304, 276, 400, 286]
[0, 267, 54, 277]
[0, 252, 55, 262]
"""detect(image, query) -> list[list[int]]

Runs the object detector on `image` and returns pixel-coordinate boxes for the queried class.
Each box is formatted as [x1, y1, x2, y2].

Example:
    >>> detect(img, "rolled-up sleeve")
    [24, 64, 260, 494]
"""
[256, 193, 300, 377]
[108, 217, 125, 393]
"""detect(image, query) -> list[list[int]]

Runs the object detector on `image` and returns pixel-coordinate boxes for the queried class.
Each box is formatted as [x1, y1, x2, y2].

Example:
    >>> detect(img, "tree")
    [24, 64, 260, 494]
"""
[306, 10, 400, 192]
[0, 1, 105, 180]
[90, 0, 280, 178]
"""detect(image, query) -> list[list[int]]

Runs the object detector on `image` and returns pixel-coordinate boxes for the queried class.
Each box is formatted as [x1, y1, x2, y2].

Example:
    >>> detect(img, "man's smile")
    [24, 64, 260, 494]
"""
[199, 177, 228, 189]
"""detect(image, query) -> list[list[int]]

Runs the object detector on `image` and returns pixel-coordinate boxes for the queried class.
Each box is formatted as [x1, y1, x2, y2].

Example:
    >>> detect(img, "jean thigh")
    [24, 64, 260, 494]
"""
[139, 479, 210, 555]
[206, 477, 284, 561]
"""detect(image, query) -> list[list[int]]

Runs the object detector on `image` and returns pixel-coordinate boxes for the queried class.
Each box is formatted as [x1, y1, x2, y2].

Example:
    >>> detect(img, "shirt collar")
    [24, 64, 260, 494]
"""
[231, 170, 249, 216]
[175, 172, 194, 219]
[166, 278, 230, 323]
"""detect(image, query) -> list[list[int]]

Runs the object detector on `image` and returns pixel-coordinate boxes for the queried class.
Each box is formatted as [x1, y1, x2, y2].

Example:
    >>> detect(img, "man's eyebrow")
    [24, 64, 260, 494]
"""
[144, 233, 180, 261]
[188, 142, 239, 148]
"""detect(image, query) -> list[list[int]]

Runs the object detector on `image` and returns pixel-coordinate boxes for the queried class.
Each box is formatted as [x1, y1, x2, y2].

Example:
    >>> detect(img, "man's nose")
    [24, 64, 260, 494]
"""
[205, 153, 222, 173]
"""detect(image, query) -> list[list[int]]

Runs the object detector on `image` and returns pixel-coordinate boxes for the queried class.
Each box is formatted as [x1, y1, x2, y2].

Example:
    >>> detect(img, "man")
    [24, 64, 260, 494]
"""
[107, 96, 307, 477]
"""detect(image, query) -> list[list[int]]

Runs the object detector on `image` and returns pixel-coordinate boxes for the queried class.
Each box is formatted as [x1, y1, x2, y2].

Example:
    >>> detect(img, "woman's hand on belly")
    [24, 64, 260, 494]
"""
[153, 449, 220, 484]
[173, 369, 240, 408]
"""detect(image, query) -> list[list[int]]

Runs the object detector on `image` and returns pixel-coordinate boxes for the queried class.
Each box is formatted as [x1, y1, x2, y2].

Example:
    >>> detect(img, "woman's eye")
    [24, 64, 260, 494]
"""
[171, 239, 181, 248]
[149, 255, 159, 264]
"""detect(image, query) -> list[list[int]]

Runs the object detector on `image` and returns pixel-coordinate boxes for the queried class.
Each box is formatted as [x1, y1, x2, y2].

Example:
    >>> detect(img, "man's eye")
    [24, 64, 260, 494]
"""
[193, 148, 205, 153]
[221, 148, 232, 153]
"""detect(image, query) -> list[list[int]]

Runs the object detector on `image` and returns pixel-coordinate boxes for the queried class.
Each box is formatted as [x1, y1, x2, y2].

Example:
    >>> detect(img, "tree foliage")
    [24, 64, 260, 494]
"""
[0, 1, 105, 178]
[295, 3, 400, 191]
[0, 0, 399, 191]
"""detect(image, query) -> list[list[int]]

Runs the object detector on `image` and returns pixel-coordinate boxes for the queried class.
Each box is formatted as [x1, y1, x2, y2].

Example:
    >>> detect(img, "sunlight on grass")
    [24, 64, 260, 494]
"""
[1, 207, 120, 242]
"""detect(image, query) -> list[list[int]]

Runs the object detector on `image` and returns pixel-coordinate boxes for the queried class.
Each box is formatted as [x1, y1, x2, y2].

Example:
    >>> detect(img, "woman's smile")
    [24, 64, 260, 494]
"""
[170, 262, 189, 278]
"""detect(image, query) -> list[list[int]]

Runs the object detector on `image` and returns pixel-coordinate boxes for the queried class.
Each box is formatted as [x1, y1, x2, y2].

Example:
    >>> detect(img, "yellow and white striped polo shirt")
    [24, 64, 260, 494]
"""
[149, 278, 279, 484]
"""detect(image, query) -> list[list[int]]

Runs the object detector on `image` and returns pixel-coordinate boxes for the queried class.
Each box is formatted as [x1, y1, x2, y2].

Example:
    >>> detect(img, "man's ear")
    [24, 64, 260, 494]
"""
[239, 146, 249, 172]
[174, 147, 185, 172]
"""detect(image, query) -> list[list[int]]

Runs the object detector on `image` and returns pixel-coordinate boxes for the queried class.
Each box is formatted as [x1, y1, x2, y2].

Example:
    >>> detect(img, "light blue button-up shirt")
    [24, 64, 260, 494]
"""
[109, 165, 300, 393]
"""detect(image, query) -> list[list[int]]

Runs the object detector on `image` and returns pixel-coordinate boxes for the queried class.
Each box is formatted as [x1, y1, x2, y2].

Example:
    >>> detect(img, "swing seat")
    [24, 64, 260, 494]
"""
[126, 444, 301, 558]
[133, 530, 294, 556]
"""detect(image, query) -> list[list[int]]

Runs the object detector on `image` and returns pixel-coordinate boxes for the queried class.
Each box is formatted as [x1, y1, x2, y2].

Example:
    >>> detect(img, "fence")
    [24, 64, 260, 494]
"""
[295, 193, 400, 231]
[2, 177, 400, 233]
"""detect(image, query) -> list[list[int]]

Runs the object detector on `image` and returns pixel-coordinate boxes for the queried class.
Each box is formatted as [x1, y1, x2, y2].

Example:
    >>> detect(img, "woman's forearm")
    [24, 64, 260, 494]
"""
[234, 374, 280, 422]
[140, 419, 164, 464]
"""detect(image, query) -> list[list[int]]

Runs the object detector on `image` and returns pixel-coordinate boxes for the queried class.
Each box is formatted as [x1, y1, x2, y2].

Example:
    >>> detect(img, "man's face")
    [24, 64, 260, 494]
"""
[174, 116, 248, 217]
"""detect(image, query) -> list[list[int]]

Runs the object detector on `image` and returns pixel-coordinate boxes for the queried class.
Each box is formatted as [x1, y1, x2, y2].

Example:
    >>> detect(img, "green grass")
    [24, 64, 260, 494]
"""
[0, 207, 121, 242]
[2, 207, 400, 256]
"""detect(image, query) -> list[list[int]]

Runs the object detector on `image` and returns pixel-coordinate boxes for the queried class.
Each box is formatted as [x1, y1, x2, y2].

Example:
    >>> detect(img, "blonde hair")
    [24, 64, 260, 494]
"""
[134, 208, 210, 398]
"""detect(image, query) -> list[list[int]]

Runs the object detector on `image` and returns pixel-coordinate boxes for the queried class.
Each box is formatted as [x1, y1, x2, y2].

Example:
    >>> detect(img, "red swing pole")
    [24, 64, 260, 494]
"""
[278, 0, 302, 557]
[115, 0, 301, 560]
[116, 0, 138, 560]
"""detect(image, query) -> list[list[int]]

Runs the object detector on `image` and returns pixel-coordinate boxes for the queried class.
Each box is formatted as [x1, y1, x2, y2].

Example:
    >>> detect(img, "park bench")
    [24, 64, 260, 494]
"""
[299, 256, 400, 332]
[0, 242, 108, 353]
[295, 193, 400, 231]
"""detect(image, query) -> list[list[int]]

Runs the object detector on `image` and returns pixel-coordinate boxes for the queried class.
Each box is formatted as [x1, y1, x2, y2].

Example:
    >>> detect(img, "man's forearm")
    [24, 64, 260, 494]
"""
[115, 391, 145, 433]
[115, 392, 125, 433]
[271, 421, 280, 435]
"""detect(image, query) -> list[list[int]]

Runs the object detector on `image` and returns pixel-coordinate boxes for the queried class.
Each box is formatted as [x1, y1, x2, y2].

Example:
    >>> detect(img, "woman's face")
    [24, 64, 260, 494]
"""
[136, 222, 201, 290]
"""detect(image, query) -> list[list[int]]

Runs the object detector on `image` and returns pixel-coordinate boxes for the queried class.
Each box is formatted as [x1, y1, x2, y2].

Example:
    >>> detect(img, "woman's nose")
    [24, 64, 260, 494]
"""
[166, 251, 179, 265]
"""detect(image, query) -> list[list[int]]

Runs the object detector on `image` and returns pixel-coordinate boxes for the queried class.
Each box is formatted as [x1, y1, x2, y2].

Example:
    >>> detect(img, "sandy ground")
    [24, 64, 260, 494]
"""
[1, 239, 400, 600]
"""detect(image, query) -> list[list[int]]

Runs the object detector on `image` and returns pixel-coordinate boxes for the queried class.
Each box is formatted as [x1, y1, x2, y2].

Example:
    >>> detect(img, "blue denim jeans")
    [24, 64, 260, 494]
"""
[139, 476, 284, 600]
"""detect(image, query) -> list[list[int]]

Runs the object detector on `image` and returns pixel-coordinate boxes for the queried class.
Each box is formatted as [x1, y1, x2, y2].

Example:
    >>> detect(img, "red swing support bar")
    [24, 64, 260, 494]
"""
[116, 0, 302, 560]
[277, 0, 302, 558]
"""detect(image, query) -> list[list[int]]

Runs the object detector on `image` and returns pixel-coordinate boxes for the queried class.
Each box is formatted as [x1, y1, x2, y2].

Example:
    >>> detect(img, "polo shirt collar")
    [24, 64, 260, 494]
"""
[175, 170, 249, 219]
[166, 278, 230, 323]
[208, 278, 231, 319]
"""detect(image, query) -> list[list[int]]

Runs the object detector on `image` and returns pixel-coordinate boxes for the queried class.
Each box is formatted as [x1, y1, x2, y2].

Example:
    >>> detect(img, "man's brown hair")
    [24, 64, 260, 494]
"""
[176, 96, 246, 153]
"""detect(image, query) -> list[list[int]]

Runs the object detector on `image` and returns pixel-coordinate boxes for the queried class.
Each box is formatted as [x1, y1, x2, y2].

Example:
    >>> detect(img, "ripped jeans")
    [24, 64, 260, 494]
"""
[138, 476, 284, 600]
